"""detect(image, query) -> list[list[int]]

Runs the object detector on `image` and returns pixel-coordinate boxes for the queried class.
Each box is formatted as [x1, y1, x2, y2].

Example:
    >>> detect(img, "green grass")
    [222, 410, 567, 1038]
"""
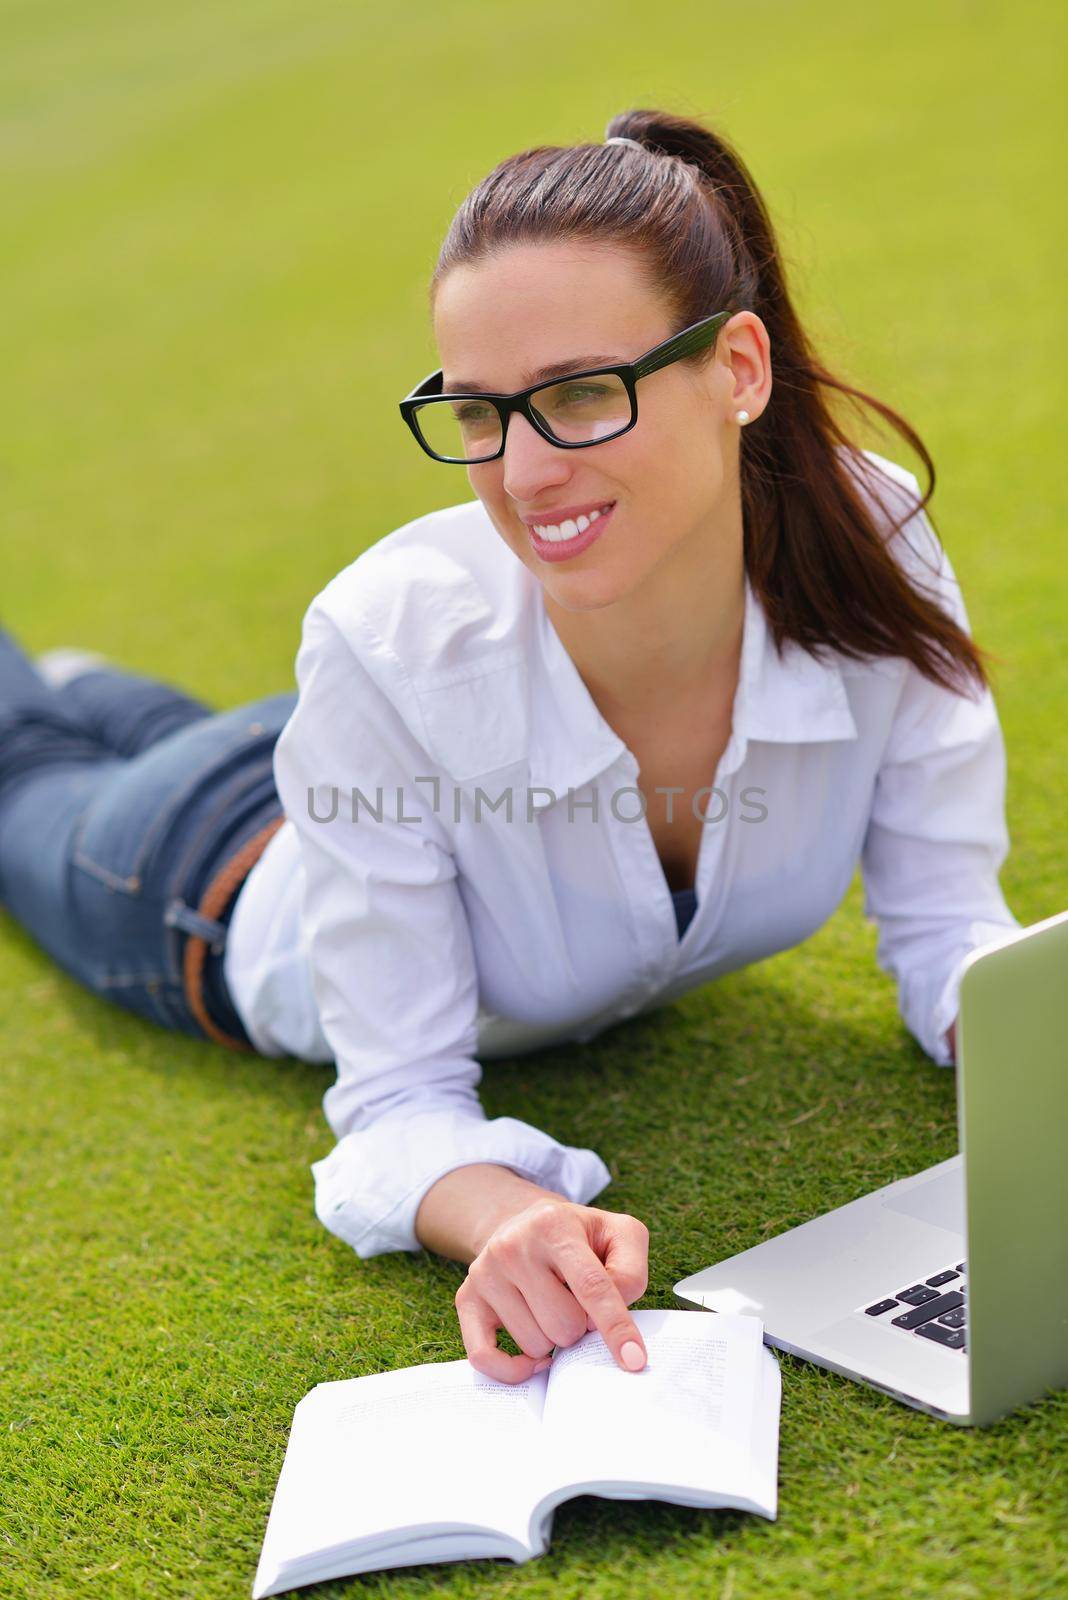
[2, 1, 1066, 1596]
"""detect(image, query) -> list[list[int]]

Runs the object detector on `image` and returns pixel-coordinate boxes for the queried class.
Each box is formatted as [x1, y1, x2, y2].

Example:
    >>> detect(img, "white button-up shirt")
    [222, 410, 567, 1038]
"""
[224, 449, 1020, 1260]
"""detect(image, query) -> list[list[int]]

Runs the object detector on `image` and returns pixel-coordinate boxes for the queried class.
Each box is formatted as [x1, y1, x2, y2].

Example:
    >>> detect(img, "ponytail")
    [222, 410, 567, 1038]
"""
[433, 108, 992, 697]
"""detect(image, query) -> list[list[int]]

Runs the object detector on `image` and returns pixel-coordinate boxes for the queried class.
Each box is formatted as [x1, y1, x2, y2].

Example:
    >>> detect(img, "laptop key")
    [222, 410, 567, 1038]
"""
[891, 1290, 964, 1330]
[916, 1321, 966, 1349]
[864, 1299, 899, 1317]
[956, 1263, 966, 1272]
[897, 1285, 940, 1306]
[937, 1307, 967, 1329]
[925, 1270, 959, 1287]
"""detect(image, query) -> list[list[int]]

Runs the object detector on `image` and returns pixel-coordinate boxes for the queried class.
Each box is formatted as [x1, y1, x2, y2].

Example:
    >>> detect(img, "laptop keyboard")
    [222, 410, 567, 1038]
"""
[860, 1261, 967, 1351]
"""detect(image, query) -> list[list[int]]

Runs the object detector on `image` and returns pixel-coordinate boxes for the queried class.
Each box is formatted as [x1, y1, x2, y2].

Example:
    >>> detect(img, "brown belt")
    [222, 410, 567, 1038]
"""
[181, 814, 286, 1052]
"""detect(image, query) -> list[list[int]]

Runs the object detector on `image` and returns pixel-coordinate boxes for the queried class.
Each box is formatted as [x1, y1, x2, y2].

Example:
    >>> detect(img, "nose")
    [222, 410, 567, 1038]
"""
[500, 409, 572, 504]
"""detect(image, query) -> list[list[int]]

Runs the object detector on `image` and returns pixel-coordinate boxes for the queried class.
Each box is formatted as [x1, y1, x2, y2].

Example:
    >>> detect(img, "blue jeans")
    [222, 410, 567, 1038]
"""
[0, 629, 296, 1047]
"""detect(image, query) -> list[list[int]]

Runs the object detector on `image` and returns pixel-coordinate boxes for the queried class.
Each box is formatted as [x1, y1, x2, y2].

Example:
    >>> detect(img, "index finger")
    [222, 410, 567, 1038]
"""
[456, 1290, 551, 1386]
[556, 1244, 647, 1372]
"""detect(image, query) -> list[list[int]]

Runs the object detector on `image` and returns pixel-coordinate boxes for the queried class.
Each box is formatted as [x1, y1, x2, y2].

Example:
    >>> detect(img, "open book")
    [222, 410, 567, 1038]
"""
[252, 1310, 780, 1596]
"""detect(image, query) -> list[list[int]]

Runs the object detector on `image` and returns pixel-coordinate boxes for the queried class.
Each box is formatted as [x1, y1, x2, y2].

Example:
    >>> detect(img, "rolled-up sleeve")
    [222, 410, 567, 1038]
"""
[860, 517, 1021, 1066]
[272, 591, 611, 1259]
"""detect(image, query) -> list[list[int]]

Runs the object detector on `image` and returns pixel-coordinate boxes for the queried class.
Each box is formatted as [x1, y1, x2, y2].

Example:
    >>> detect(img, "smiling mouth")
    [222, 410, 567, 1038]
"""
[529, 502, 616, 543]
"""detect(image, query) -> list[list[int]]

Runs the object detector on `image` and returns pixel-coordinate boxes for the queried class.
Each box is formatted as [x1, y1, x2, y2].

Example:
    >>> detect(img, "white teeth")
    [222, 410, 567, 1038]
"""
[532, 505, 612, 542]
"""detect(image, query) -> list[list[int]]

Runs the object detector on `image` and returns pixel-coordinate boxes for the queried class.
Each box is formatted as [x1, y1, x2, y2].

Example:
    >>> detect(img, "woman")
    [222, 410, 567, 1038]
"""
[1, 109, 1020, 1385]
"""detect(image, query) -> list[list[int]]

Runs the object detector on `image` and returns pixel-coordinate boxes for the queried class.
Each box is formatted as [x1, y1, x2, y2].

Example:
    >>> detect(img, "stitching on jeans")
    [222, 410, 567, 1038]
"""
[73, 744, 243, 885]
[162, 767, 277, 907]
[128, 739, 270, 882]
[71, 707, 290, 887]
[71, 851, 141, 893]
[97, 971, 171, 989]
[155, 699, 294, 897]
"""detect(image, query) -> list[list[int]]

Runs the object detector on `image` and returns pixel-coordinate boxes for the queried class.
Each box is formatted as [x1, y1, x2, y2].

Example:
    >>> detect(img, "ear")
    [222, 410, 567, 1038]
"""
[719, 311, 772, 421]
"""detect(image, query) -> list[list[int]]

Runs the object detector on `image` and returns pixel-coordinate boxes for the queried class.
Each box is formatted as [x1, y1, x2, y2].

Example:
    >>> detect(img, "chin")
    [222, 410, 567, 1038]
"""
[542, 569, 631, 612]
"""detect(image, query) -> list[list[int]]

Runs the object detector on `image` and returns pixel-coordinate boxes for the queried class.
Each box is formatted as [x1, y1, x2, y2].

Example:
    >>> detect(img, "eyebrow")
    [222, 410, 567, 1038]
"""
[442, 354, 619, 394]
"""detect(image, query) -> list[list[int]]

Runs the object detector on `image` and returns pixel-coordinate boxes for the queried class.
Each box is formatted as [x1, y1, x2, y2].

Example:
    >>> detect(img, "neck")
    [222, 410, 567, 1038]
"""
[542, 501, 746, 724]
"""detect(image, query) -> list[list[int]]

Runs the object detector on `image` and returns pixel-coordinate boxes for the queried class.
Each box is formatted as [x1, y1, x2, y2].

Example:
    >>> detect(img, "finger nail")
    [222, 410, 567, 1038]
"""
[620, 1340, 646, 1371]
[533, 1357, 552, 1373]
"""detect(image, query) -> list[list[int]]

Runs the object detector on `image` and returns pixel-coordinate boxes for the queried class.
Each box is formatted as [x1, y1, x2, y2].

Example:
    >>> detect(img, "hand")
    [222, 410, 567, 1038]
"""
[454, 1197, 650, 1385]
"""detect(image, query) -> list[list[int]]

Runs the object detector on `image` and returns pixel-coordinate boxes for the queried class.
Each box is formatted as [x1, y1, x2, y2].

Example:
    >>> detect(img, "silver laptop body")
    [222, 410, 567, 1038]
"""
[675, 907, 1068, 1426]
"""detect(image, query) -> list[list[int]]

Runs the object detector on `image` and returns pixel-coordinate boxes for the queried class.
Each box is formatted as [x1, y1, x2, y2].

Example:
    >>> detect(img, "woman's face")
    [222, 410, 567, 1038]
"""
[431, 241, 768, 613]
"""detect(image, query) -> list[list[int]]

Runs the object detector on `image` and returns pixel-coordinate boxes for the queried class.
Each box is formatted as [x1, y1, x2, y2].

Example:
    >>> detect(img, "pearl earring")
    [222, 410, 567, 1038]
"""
[734, 409, 751, 425]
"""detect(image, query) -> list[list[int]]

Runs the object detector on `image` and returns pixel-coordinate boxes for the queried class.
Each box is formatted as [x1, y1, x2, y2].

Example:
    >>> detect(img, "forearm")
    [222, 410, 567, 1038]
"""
[414, 1163, 563, 1264]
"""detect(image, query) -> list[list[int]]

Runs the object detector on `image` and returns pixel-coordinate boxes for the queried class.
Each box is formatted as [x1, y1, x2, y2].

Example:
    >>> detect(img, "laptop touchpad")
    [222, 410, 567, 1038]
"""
[879, 1165, 965, 1232]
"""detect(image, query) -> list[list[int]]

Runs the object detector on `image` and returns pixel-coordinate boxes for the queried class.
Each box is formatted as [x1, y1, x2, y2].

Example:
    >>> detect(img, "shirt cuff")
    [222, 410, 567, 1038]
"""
[927, 921, 1024, 1066]
[310, 1109, 613, 1259]
[930, 965, 963, 1066]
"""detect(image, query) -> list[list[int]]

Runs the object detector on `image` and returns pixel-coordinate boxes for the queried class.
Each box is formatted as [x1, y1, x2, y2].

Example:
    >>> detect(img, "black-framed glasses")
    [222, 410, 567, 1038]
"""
[398, 308, 734, 465]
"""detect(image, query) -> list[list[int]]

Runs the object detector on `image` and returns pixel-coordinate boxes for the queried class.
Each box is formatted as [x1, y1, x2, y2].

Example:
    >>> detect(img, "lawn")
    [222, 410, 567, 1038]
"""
[1, 2, 1065, 1597]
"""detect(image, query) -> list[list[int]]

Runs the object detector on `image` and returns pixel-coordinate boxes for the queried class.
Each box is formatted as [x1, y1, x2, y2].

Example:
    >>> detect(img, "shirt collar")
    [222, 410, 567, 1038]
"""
[524, 568, 858, 808]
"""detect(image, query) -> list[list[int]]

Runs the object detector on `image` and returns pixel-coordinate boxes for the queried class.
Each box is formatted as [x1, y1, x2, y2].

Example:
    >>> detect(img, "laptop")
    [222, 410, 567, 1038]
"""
[675, 907, 1068, 1426]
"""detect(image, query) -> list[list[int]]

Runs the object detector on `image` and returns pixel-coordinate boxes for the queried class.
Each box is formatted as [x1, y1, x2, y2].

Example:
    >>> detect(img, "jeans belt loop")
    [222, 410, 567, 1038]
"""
[164, 901, 230, 950]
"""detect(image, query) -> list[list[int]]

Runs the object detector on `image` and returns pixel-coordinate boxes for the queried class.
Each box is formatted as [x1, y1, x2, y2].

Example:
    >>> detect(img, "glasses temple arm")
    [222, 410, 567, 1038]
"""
[633, 311, 733, 380]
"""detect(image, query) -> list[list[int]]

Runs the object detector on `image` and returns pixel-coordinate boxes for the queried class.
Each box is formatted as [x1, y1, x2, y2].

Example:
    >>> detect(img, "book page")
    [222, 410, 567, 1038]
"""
[749, 1344, 782, 1519]
[253, 1358, 548, 1596]
[538, 1310, 774, 1511]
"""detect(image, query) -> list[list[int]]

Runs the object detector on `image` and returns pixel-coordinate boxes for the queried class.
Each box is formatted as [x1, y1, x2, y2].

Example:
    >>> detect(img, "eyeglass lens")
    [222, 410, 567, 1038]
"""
[414, 373, 633, 462]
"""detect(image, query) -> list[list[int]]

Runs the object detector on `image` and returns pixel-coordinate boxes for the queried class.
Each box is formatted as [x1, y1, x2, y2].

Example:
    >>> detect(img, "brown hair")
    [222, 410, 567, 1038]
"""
[431, 108, 992, 697]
